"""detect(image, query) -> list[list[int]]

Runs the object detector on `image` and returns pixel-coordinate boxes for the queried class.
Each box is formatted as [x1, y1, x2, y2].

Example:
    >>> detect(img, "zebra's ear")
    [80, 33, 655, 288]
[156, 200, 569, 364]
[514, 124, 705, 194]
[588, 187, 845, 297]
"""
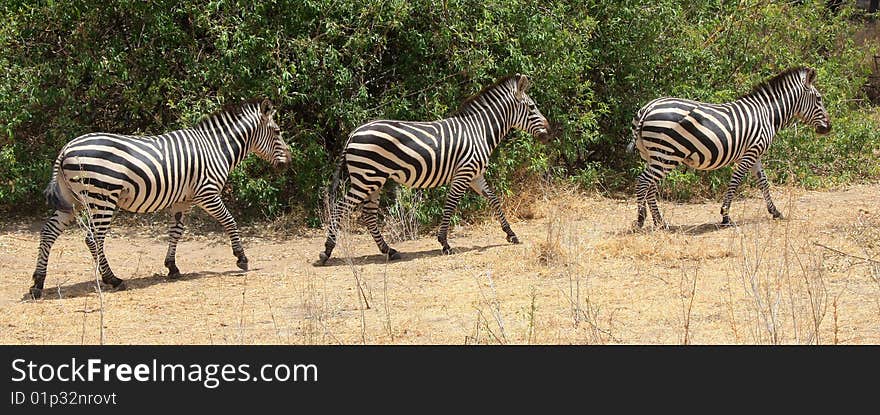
[515, 74, 531, 101]
[804, 67, 817, 87]
[260, 99, 275, 118]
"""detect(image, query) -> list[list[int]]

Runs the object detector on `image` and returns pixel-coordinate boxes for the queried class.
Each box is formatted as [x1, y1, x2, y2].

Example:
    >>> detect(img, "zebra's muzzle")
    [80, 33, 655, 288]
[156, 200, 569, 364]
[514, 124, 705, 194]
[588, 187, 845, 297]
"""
[536, 129, 550, 144]
[815, 123, 831, 135]
[536, 122, 561, 144]
[273, 147, 293, 169]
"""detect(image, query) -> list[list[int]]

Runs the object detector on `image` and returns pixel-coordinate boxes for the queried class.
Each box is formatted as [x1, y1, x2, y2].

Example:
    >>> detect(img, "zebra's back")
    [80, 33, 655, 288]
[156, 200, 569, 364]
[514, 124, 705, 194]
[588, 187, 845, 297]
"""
[346, 119, 472, 189]
[57, 131, 205, 213]
[635, 97, 751, 170]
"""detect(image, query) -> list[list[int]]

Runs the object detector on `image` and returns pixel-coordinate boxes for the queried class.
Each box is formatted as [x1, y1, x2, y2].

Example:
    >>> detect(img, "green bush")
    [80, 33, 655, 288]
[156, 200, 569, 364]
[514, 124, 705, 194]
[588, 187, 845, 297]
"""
[1, 0, 877, 226]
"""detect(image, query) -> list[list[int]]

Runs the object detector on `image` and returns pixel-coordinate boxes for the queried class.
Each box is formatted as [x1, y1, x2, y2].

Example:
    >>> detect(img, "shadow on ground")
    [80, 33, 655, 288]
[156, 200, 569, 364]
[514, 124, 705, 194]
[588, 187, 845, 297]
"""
[313, 243, 508, 267]
[612, 217, 771, 236]
[23, 268, 249, 301]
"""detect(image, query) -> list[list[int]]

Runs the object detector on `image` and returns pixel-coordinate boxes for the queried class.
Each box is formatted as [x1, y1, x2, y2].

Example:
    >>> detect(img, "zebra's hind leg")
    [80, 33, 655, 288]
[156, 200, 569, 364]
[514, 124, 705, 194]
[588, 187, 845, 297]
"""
[635, 162, 675, 230]
[751, 160, 783, 220]
[198, 195, 248, 271]
[82, 204, 125, 290]
[634, 171, 653, 229]
[362, 190, 400, 261]
[164, 205, 189, 279]
[437, 175, 471, 255]
[647, 182, 668, 229]
[29, 210, 77, 299]
[720, 155, 759, 226]
[470, 175, 519, 244]
[319, 188, 366, 265]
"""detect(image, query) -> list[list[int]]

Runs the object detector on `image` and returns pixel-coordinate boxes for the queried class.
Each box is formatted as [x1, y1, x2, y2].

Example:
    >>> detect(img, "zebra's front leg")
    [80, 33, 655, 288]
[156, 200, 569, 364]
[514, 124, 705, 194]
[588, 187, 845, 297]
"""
[29, 210, 77, 299]
[720, 157, 759, 226]
[635, 163, 675, 230]
[751, 160, 783, 220]
[437, 177, 471, 255]
[362, 191, 400, 260]
[198, 196, 248, 271]
[82, 205, 125, 290]
[470, 175, 518, 244]
[164, 205, 189, 279]
[647, 182, 668, 229]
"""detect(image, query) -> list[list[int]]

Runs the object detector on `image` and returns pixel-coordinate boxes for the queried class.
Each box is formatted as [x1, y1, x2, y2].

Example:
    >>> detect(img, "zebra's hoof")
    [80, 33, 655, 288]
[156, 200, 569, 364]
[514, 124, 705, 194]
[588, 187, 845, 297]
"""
[387, 249, 401, 261]
[237, 258, 249, 271]
[772, 211, 784, 220]
[166, 263, 181, 279]
[28, 287, 42, 300]
[632, 220, 645, 230]
[441, 246, 452, 255]
[720, 217, 733, 226]
[112, 281, 127, 292]
[507, 234, 520, 244]
[318, 252, 330, 266]
[103, 275, 124, 287]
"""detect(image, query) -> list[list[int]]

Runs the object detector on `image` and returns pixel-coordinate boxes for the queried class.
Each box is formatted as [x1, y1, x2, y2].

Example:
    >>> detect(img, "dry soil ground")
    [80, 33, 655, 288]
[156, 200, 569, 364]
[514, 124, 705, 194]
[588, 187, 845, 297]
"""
[1, 184, 879, 344]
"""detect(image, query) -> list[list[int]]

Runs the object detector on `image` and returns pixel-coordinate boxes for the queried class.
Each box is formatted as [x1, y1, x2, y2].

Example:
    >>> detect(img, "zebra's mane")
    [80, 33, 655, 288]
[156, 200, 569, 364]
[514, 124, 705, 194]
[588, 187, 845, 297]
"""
[194, 98, 266, 129]
[453, 75, 517, 116]
[740, 67, 810, 99]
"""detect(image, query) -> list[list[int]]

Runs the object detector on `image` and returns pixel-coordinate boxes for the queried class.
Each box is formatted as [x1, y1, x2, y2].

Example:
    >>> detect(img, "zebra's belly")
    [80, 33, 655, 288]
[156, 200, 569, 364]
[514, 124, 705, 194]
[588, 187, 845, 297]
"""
[680, 154, 728, 171]
[388, 159, 470, 189]
[117, 191, 189, 213]
[391, 172, 450, 189]
[685, 143, 751, 171]
[121, 180, 195, 213]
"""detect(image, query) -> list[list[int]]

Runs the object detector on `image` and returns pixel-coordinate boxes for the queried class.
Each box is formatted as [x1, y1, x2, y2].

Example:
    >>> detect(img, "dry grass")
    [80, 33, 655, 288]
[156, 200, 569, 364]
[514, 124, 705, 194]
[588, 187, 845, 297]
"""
[1, 184, 879, 344]
[384, 186, 423, 244]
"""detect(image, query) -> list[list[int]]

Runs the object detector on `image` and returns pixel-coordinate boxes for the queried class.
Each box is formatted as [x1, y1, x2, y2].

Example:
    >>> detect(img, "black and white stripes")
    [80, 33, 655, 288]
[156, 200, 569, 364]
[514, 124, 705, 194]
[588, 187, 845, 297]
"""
[318, 74, 551, 264]
[29, 99, 290, 298]
[630, 67, 831, 228]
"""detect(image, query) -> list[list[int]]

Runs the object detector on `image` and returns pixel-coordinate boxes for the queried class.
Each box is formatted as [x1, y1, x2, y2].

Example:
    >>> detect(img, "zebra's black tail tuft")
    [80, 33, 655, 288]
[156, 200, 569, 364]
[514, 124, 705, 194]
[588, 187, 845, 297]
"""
[44, 150, 74, 212]
[44, 177, 72, 212]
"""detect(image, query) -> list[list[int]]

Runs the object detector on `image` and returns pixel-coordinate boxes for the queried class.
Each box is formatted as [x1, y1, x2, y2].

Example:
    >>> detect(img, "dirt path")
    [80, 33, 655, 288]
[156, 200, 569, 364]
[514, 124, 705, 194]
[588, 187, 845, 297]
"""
[2, 185, 879, 344]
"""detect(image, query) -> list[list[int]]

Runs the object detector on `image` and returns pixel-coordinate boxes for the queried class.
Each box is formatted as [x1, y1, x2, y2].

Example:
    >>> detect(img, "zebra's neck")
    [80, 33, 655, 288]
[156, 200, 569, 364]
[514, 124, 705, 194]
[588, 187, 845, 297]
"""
[450, 111, 514, 150]
[452, 78, 523, 150]
[736, 76, 803, 134]
[451, 97, 518, 150]
[194, 109, 259, 171]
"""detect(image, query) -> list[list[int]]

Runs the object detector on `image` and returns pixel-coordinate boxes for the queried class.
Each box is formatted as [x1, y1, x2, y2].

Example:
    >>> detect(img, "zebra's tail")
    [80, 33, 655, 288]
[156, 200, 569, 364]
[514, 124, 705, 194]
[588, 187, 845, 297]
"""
[627, 102, 651, 154]
[324, 146, 349, 212]
[626, 120, 641, 154]
[44, 178, 72, 212]
[44, 152, 74, 212]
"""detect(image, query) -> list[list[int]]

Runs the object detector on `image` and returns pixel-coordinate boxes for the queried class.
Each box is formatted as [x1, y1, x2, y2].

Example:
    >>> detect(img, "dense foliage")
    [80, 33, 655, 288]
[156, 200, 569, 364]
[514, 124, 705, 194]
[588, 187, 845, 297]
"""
[1, 0, 878, 225]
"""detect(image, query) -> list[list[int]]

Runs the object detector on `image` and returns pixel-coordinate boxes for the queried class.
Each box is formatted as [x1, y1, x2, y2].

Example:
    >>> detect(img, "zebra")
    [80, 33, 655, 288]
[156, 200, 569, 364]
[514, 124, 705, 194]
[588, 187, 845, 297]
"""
[28, 99, 290, 299]
[629, 67, 831, 229]
[318, 74, 551, 265]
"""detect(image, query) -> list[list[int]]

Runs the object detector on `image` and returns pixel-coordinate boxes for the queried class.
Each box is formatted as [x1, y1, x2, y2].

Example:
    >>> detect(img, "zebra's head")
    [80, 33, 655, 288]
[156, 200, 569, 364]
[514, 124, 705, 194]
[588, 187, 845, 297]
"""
[795, 68, 831, 135]
[511, 74, 552, 144]
[252, 99, 292, 168]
